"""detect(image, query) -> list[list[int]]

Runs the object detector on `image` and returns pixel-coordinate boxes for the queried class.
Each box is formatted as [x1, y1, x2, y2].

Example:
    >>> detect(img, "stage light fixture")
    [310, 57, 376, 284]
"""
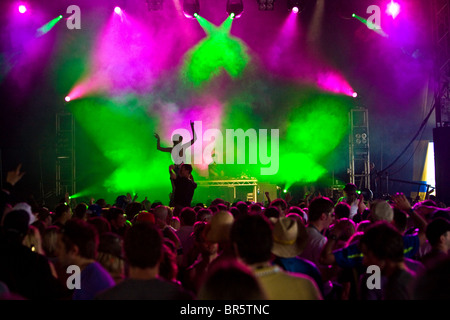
[18, 4, 27, 13]
[146, 0, 163, 11]
[114, 6, 122, 14]
[257, 0, 275, 11]
[227, 0, 243, 19]
[65, 96, 71, 102]
[386, 0, 400, 19]
[287, 0, 305, 13]
[183, 0, 200, 18]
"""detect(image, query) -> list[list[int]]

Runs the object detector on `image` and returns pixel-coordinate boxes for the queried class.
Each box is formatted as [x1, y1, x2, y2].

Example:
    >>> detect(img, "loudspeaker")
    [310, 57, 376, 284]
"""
[433, 127, 450, 205]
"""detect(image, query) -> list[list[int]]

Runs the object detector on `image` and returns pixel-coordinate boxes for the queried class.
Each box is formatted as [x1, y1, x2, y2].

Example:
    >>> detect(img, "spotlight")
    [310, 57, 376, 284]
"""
[386, 1, 400, 19]
[114, 6, 122, 14]
[227, 0, 243, 19]
[257, 0, 275, 11]
[18, 4, 27, 13]
[287, 0, 305, 13]
[352, 92, 358, 98]
[146, 0, 163, 11]
[65, 96, 71, 102]
[183, 0, 200, 18]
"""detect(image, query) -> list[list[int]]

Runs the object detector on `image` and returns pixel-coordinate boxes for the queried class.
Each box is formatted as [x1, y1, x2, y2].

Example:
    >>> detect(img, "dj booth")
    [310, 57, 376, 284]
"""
[195, 179, 279, 204]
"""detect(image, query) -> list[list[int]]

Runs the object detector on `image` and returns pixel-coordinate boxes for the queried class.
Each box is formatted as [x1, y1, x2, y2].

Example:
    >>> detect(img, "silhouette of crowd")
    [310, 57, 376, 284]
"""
[1, 163, 449, 300]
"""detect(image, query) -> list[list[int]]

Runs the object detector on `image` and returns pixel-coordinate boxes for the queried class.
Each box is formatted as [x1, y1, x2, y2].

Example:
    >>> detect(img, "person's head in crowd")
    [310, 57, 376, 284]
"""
[210, 205, 219, 214]
[22, 225, 44, 255]
[230, 214, 273, 266]
[106, 207, 126, 230]
[205, 210, 235, 245]
[286, 212, 305, 226]
[31, 219, 46, 238]
[197, 258, 267, 300]
[229, 207, 240, 219]
[334, 202, 351, 220]
[432, 209, 450, 222]
[193, 221, 219, 259]
[307, 196, 335, 232]
[135, 211, 155, 225]
[96, 199, 107, 208]
[263, 206, 280, 220]
[359, 221, 405, 274]
[343, 183, 358, 203]
[329, 218, 356, 248]
[235, 201, 249, 219]
[287, 206, 307, 223]
[57, 219, 99, 269]
[180, 207, 196, 227]
[87, 216, 111, 235]
[2, 209, 30, 243]
[153, 205, 170, 229]
[196, 208, 213, 222]
[249, 203, 262, 215]
[36, 207, 52, 228]
[73, 203, 88, 221]
[170, 216, 180, 230]
[369, 199, 394, 223]
[114, 195, 128, 210]
[413, 256, 450, 299]
[425, 217, 450, 251]
[150, 201, 163, 209]
[125, 202, 143, 221]
[393, 208, 408, 234]
[210, 198, 225, 207]
[356, 220, 371, 233]
[142, 198, 152, 212]
[96, 232, 125, 283]
[270, 198, 288, 217]
[123, 222, 162, 276]
[41, 225, 61, 258]
[87, 204, 102, 218]
[53, 203, 72, 226]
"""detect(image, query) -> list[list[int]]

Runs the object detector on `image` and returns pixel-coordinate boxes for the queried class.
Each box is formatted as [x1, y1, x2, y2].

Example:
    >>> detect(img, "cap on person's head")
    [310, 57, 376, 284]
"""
[370, 199, 394, 222]
[12, 202, 35, 225]
[136, 211, 155, 224]
[426, 217, 450, 246]
[271, 217, 307, 258]
[98, 232, 124, 259]
[205, 210, 234, 243]
[344, 183, 357, 193]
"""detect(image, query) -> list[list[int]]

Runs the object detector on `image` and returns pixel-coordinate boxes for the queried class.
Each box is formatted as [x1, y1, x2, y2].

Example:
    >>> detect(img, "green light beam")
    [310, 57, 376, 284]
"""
[352, 13, 389, 38]
[36, 15, 63, 37]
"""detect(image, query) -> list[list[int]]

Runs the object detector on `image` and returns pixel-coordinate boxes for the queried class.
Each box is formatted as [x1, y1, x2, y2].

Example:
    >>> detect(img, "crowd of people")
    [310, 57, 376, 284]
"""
[0, 163, 449, 301]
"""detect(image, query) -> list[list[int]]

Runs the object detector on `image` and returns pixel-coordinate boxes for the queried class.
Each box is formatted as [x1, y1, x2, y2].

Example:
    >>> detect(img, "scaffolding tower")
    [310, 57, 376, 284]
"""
[55, 112, 75, 198]
[348, 107, 371, 190]
[434, 0, 450, 128]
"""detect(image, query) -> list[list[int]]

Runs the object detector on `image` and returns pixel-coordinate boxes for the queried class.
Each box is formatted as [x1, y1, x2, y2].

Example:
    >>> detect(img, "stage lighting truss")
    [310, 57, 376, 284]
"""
[287, 0, 306, 13]
[146, 0, 163, 11]
[227, 0, 244, 19]
[257, 0, 275, 11]
[183, 0, 200, 18]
